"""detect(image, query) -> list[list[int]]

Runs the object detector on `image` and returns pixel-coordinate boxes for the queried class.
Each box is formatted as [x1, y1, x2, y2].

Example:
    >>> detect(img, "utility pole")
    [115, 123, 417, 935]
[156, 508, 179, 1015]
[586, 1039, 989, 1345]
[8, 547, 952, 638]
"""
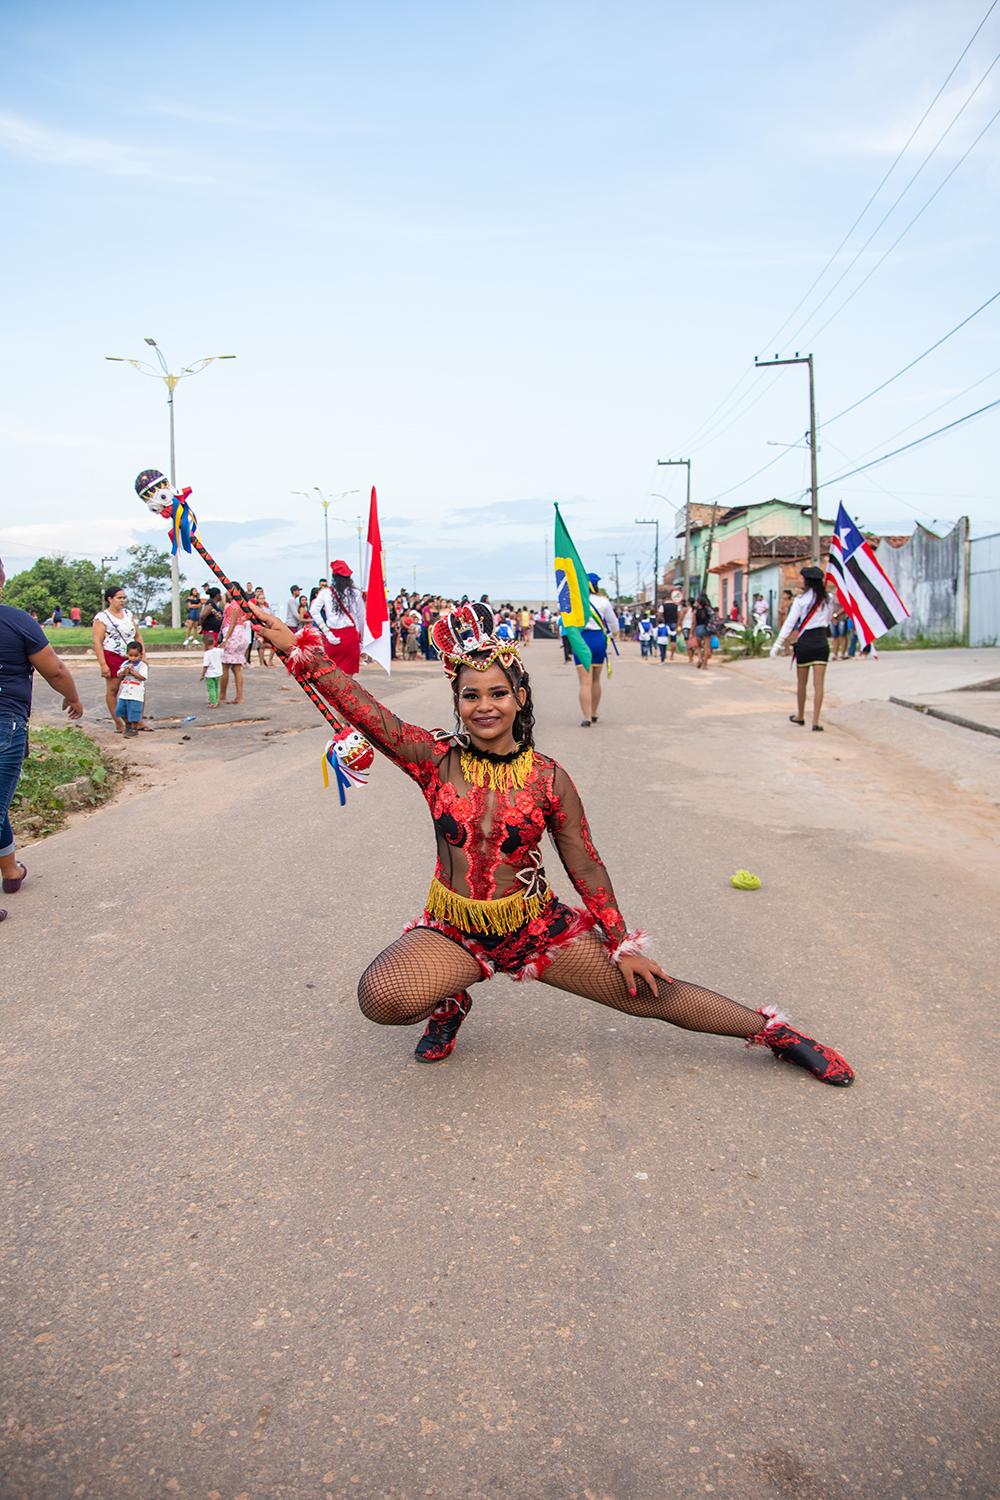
[635, 559, 642, 601]
[607, 552, 623, 606]
[701, 504, 722, 595]
[635, 518, 659, 608]
[755, 354, 820, 564]
[657, 458, 692, 596]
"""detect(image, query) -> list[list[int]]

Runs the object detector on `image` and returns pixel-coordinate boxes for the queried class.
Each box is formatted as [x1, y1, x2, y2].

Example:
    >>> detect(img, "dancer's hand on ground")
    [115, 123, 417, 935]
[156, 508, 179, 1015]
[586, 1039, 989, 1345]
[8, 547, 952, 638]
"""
[617, 954, 673, 997]
[244, 604, 297, 655]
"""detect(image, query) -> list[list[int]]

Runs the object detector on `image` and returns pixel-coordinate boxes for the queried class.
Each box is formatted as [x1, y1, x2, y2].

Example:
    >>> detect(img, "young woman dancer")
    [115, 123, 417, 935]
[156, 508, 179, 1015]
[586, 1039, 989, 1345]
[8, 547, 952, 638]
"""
[249, 601, 853, 1084]
[771, 565, 832, 731]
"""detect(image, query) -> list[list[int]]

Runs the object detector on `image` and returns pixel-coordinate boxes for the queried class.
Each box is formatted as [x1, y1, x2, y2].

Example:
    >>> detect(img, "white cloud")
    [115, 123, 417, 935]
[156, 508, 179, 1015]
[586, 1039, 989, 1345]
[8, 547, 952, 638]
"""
[0, 425, 139, 453]
[0, 111, 210, 182]
[0, 517, 141, 558]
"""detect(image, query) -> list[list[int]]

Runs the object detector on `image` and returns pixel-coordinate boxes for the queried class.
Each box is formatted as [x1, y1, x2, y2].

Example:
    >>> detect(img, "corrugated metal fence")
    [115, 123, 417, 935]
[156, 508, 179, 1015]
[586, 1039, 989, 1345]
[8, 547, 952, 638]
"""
[875, 520, 968, 642]
[969, 531, 1000, 647]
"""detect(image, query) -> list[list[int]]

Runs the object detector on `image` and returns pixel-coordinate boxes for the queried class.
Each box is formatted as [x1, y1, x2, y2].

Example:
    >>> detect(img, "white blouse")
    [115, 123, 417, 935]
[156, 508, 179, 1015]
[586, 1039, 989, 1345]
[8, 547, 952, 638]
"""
[309, 585, 364, 640]
[773, 591, 834, 648]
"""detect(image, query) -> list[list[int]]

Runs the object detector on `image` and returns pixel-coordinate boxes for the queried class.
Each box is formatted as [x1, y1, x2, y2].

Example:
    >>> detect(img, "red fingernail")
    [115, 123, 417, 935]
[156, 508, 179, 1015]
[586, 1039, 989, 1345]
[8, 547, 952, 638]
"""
[629, 987, 637, 997]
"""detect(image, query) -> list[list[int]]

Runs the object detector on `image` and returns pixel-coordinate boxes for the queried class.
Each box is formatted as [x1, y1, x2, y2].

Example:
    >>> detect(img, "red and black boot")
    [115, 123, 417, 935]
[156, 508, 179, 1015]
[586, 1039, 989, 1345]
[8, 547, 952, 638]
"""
[414, 992, 473, 1063]
[748, 1006, 854, 1087]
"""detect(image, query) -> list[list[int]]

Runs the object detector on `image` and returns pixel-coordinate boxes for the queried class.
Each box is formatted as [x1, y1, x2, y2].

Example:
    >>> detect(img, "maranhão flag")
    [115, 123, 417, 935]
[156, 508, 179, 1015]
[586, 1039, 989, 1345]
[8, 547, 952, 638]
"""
[826, 502, 909, 646]
[362, 485, 391, 674]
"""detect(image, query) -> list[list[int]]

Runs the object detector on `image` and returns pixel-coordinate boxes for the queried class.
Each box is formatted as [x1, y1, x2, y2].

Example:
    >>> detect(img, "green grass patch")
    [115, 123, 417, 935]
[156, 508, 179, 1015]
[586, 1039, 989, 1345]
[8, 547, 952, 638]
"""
[46, 626, 189, 647]
[11, 724, 121, 839]
[876, 631, 968, 651]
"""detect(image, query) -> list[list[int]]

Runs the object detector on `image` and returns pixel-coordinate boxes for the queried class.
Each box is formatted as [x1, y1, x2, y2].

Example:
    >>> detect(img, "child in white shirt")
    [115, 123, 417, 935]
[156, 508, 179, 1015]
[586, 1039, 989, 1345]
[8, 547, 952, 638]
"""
[201, 643, 223, 706]
[115, 642, 148, 736]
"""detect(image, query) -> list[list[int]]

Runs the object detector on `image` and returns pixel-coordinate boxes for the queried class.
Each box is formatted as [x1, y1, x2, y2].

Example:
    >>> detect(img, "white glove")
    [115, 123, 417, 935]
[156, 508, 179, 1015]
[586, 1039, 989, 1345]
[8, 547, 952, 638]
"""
[769, 644, 780, 659]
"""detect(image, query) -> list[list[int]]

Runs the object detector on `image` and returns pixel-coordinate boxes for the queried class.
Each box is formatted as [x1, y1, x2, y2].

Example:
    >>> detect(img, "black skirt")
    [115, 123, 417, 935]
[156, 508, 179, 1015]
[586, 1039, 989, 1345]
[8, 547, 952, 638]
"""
[793, 626, 830, 665]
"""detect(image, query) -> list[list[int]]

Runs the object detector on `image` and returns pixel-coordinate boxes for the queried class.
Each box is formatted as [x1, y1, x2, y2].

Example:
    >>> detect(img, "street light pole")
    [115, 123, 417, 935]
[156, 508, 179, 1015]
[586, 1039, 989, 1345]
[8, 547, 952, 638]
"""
[635, 518, 660, 608]
[755, 354, 820, 564]
[99, 554, 117, 606]
[316, 489, 362, 582]
[657, 458, 692, 596]
[105, 340, 236, 625]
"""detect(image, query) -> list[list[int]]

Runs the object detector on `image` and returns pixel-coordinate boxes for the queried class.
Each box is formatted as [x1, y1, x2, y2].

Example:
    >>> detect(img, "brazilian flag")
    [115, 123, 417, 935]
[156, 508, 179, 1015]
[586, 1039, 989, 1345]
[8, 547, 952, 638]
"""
[554, 502, 597, 669]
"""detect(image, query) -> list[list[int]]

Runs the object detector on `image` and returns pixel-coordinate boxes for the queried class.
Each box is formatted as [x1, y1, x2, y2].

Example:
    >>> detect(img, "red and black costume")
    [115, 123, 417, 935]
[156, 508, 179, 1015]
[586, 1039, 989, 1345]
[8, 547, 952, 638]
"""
[285, 620, 853, 1086]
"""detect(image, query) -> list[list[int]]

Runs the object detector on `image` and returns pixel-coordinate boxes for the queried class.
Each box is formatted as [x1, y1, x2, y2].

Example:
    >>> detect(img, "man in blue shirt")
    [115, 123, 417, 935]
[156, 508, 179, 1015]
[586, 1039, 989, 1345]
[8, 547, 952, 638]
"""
[0, 557, 83, 923]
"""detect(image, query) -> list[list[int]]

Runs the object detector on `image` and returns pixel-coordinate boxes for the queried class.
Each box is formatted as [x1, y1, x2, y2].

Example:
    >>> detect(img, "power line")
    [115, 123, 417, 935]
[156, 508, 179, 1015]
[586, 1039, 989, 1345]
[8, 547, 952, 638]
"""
[670, 2, 1000, 454]
[804, 96, 1000, 345]
[766, 0, 1000, 354]
[849, 360, 1000, 459]
[823, 288, 1000, 426]
[782, 48, 1000, 351]
[818, 395, 1000, 488]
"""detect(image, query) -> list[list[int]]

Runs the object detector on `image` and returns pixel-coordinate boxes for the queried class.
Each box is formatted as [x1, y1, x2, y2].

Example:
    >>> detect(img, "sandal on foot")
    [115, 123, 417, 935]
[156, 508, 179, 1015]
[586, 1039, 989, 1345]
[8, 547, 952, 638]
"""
[789, 715, 805, 725]
[2, 862, 26, 894]
[812, 724, 824, 732]
[580, 719, 591, 727]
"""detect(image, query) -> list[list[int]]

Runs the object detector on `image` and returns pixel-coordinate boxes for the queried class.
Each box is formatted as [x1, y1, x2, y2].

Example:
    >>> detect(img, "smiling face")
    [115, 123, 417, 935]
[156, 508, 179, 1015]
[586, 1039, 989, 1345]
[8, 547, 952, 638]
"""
[455, 663, 526, 753]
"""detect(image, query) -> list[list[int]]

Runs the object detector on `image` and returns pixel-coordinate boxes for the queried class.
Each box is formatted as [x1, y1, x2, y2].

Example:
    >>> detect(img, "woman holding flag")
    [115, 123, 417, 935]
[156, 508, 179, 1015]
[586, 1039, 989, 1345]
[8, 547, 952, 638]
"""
[246, 595, 854, 1086]
[572, 572, 619, 726]
[310, 560, 365, 675]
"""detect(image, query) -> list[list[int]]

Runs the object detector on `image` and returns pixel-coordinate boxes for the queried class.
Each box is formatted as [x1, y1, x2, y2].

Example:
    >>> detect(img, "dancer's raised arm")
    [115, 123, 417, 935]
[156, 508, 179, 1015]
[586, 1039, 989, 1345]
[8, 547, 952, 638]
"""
[249, 611, 436, 772]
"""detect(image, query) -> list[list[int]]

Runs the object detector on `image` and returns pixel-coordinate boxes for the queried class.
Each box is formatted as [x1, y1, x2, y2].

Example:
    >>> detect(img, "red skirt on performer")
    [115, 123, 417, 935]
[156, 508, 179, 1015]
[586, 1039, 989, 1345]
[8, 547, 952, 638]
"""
[322, 625, 361, 675]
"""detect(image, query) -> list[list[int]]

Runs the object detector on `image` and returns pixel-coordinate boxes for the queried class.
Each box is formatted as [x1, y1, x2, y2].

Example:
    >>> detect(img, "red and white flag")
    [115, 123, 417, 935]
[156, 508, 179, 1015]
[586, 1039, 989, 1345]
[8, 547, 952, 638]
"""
[826, 503, 909, 645]
[362, 485, 391, 674]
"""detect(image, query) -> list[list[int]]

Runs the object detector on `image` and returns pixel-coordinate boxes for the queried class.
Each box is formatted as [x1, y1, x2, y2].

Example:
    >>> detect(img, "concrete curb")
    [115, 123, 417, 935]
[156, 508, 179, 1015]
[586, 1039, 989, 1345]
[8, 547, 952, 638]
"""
[889, 695, 1000, 740]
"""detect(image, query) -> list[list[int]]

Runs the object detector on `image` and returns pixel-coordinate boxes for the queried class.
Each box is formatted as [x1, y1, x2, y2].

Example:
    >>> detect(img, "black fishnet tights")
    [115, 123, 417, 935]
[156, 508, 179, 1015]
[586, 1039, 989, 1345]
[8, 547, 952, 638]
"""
[357, 929, 763, 1040]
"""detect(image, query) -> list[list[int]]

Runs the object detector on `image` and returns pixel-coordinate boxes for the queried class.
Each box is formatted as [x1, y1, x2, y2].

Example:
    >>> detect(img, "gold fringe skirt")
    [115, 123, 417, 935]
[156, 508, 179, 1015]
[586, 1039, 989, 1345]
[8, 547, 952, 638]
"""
[426, 877, 552, 935]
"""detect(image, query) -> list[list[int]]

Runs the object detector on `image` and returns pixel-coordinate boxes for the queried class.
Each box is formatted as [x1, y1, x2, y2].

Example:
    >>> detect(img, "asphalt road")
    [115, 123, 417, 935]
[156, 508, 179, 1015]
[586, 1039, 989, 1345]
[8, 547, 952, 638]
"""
[4, 644, 999, 1499]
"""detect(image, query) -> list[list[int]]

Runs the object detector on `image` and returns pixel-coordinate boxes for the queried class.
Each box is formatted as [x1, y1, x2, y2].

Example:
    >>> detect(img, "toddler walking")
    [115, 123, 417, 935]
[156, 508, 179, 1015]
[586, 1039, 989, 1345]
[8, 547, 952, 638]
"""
[115, 642, 148, 736]
[201, 641, 223, 706]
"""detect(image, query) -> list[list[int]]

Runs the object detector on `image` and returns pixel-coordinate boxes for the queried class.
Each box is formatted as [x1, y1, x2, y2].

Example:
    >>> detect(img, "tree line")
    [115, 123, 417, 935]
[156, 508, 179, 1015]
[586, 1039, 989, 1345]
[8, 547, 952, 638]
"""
[4, 546, 179, 624]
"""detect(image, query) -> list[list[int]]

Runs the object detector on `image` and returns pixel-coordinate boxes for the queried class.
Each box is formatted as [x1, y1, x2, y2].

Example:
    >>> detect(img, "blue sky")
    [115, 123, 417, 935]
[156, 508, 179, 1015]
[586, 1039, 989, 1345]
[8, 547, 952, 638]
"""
[1, 0, 998, 603]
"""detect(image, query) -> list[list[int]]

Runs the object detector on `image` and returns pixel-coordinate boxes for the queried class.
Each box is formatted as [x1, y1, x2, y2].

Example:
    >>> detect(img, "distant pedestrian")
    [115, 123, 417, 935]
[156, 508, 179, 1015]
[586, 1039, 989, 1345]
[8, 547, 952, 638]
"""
[661, 597, 679, 660]
[184, 588, 202, 645]
[0, 556, 84, 922]
[285, 585, 303, 629]
[253, 587, 274, 666]
[201, 641, 223, 707]
[693, 593, 713, 669]
[115, 642, 148, 737]
[219, 590, 252, 704]
[681, 599, 696, 663]
[570, 573, 619, 726]
[770, 565, 833, 731]
[310, 561, 365, 674]
[637, 613, 653, 658]
[93, 586, 142, 733]
[69, 604, 82, 629]
[199, 588, 224, 646]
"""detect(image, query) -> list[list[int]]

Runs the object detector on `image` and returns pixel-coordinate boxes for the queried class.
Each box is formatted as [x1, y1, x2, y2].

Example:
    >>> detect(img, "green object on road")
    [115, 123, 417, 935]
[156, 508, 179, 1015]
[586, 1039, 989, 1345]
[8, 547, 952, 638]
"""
[730, 870, 762, 890]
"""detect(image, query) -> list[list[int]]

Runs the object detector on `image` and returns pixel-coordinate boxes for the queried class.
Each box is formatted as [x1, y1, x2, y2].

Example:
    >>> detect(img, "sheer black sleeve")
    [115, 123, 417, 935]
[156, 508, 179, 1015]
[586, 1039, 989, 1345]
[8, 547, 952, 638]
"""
[545, 764, 629, 951]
